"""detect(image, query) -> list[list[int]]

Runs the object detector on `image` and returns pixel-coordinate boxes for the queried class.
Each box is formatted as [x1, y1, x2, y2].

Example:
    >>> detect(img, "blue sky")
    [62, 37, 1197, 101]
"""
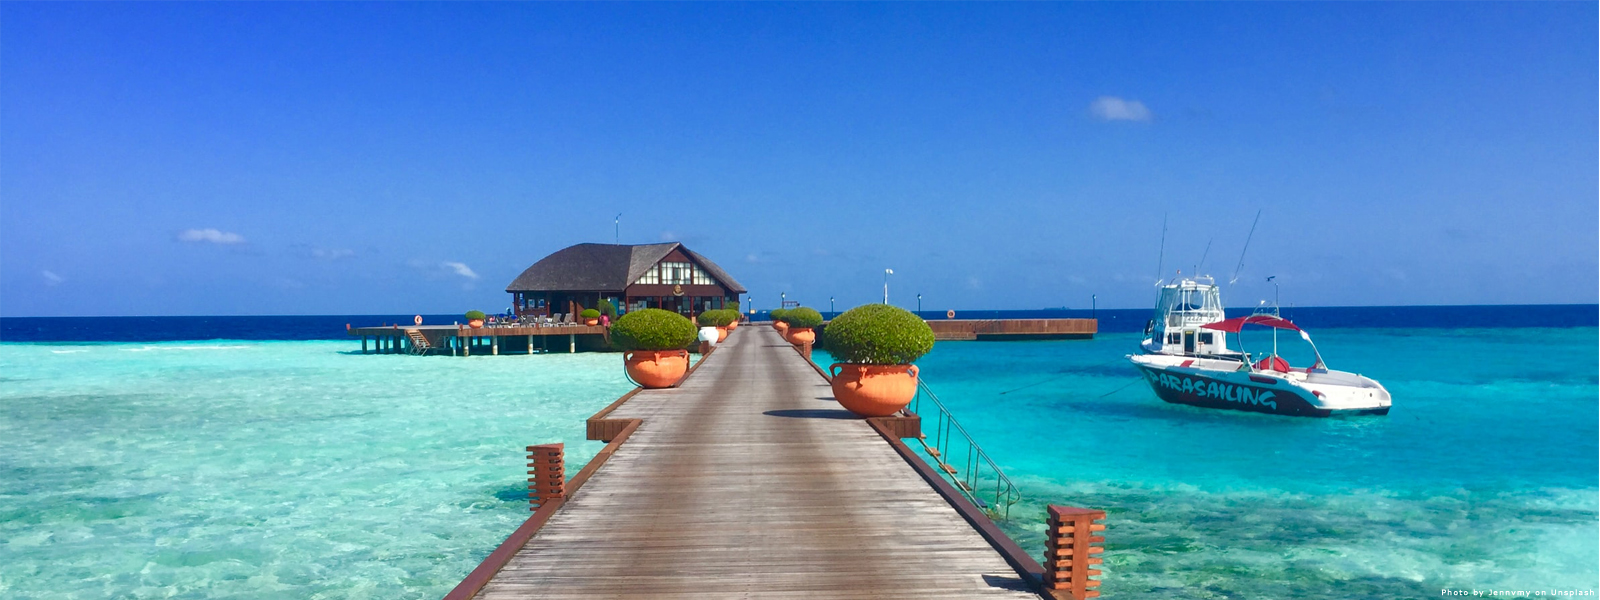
[3, 2, 1595, 316]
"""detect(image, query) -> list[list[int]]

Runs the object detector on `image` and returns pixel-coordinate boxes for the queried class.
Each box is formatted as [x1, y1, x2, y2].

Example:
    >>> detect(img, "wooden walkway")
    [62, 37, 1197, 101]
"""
[472, 326, 1041, 599]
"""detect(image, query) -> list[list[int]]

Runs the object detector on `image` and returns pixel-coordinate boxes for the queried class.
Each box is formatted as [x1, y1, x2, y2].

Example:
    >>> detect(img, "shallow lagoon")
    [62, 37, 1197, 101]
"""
[846, 328, 1599, 598]
[2, 328, 1595, 598]
[0, 341, 631, 599]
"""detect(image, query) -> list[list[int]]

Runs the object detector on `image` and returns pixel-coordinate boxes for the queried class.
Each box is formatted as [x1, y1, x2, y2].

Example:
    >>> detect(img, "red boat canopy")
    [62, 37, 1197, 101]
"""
[1200, 315, 1303, 333]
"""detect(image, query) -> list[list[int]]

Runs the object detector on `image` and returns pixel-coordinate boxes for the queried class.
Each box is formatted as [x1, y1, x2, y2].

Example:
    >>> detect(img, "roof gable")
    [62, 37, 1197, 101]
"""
[505, 242, 745, 294]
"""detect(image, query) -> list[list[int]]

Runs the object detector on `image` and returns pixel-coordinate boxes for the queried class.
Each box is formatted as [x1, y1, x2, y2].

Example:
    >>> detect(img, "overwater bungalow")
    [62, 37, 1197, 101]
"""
[506, 242, 746, 319]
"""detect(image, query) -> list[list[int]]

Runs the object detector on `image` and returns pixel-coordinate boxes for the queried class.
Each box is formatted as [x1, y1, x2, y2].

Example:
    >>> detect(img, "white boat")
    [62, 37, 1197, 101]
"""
[1130, 278, 1391, 417]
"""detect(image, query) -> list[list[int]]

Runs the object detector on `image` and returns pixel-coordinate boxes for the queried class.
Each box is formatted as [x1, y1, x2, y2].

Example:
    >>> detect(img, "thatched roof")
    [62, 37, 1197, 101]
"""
[505, 242, 746, 293]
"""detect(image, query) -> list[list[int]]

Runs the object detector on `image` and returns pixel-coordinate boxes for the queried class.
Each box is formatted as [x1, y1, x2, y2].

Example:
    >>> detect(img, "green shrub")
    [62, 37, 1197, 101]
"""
[598, 299, 617, 319]
[781, 306, 823, 328]
[822, 304, 934, 364]
[712, 309, 738, 326]
[769, 308, 789, 322]
[580, 308, 601, 319]
[697, 310, 731, 327]
[611, 308, 698, 351]
[464, 310, 486, 321]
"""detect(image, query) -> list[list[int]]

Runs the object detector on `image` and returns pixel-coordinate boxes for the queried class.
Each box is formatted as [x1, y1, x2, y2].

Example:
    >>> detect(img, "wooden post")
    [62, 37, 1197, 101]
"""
[362, 336, 367, 354]
[799, 340, 812, 360]
[1045, 505, 1106, 599]
[527, 443, 565, 511]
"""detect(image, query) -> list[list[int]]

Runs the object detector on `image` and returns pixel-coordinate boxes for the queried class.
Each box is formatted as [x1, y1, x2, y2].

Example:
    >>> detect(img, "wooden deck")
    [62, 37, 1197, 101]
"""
[470, 327, 1042, 599]
[922, 319, 1096, 341]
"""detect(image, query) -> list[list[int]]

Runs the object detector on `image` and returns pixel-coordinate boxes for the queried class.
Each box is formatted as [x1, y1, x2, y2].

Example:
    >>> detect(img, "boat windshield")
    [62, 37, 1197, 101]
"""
[1152, 280, 1225, 332]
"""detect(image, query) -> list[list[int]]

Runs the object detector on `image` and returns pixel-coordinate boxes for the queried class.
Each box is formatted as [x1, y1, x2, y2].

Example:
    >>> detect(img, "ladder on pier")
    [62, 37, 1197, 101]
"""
[404, 329, 431, 356]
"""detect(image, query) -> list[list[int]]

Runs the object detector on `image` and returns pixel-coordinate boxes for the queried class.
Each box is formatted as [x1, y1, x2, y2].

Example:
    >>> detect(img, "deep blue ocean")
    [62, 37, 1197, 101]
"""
[1, 305, 1595, 598]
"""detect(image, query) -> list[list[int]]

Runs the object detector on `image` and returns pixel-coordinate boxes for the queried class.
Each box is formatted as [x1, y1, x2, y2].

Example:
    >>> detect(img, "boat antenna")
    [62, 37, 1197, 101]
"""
[1196, 238, 1213, 275]
[1154, 212, 1168, 287]
[1228, 209, 1262, 284]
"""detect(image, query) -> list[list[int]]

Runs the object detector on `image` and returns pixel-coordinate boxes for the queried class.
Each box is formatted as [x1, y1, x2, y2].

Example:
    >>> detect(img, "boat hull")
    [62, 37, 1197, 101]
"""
[1132, 363, 1389, 418]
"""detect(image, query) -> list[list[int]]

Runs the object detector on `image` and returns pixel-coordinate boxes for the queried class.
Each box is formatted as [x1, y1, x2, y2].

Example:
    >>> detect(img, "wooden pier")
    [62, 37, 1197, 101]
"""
[923, 318, 1096, 341]
[347, 324, 612, 355]
[444, 326, 1087, 600]
[349, 318, 1097, 356]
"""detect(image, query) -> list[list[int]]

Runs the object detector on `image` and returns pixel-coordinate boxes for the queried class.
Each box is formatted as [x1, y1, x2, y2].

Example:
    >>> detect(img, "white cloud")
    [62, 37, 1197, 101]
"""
[442, 261, 479, 280]
[310, 248, 355, 260]
[1089, 96, 1153, 122]
[408, 259, 480, 281]
[177, 228, 246, 244]
[42, 270, 64, 286]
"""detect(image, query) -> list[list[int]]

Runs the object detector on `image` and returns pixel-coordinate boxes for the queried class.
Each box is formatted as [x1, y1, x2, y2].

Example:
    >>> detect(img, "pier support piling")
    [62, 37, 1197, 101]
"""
[1045, 505, 1107, 599]
[527, 443, 565, 511]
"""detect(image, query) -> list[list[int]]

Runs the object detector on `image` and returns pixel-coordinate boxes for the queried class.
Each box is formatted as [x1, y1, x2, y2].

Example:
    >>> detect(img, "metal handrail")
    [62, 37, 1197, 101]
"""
[909, 378, 1022, 520]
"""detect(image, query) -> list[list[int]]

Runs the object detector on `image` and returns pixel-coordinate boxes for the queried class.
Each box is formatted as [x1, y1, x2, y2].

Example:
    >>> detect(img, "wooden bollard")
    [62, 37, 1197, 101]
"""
[799, 340, 812, 359]
[1045, 505, 1106, 598]
[527, 443, 565, 511]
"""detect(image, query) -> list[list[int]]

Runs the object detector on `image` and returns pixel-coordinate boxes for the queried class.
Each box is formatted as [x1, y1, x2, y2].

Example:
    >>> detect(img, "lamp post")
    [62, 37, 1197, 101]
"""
[883, 269, 893, 304]
[830, 297, 835, 315]
[1092, 294, 1097, 321]
[613, 213, 622, 244]
[1267, 275, 1280, 356]
[780, 291, 786, 309]
[917, 294, 922, 314]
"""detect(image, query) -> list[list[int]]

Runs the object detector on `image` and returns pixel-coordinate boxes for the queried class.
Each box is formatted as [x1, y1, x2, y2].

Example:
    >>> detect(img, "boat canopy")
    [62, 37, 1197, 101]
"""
[1201, 315, 1303, 333]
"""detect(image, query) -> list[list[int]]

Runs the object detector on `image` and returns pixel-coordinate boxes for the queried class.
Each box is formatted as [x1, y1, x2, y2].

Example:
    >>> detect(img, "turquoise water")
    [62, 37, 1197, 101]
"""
[826, 328, 1599, 597]
[0, 341, 634, 599]
[3, 331, 1594, 598]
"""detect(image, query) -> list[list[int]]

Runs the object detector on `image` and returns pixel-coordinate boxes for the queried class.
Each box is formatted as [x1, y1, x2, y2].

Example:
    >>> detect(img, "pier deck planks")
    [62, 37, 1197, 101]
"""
[473, 327, 1037, 599]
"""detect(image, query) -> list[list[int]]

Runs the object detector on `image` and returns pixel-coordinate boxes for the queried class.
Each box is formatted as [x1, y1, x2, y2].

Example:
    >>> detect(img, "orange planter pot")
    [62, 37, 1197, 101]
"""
[585, 318, 600, 326]
[715, 327, 729, 343]
[773, 321, 789, 335]
[624, 350, 690, 389]
[786, 327, 815, 346]
[726, 320, 738, 330]
[828, 364, 920, 417]
[468, 319, 485, 329]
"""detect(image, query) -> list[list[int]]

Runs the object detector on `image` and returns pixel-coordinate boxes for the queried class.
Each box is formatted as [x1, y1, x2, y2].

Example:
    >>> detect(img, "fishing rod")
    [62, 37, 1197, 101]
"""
[1228, 210, 1263, 285]
[1154, 212, 1168, 287]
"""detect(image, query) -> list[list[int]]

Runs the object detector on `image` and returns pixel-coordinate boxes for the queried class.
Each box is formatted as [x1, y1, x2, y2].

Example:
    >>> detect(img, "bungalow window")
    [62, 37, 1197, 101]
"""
[692, 265, 714, 286]
[660, 262, 693, 285]
[634, 266, 661, 285]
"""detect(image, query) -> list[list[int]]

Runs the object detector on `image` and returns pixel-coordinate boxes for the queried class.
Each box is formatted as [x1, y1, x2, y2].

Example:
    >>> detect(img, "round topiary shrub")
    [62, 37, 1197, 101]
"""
[781, 307, 824, 329]
[696, 311, 728, 327]
[823, 304, 934, 365]
[769, 308, 788, 322]
[611, 308, 698, 351]
[581, 308, 601, 319]
[597, 299, 617, 319]
[464, 310, 487, 321]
